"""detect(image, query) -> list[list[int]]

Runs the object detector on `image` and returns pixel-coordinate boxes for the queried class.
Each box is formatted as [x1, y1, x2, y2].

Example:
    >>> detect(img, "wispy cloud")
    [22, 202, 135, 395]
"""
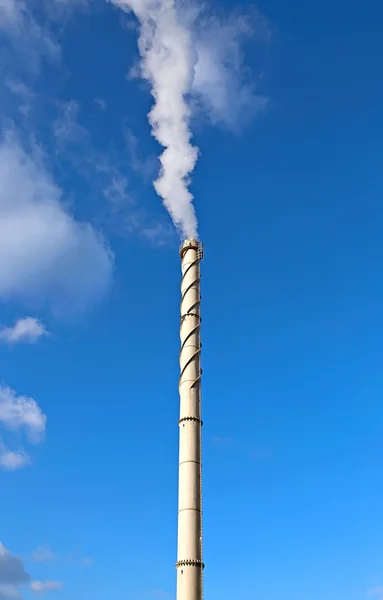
[0, 318, 48, 345]
[99, 167, 131, 209]
[141, 222, 175, 248]
[0, 450, 30, 471]
[4, 78, 36, 117]
[3, 0, 178, 251]
[367, 588, 383, 599]
[211, 435, 235, 450]
[53, 100, 89, 149]
[0, 0, 35, 31]
[109, 208, 175, 248]
[51, 100, 138, 212]
[94, 97, 107, 111]
[31, 545, 55, 564]
[44, 0, 92, 19]
[0, 385, 46, 443]
[124, 128, 157, 181]
[189, 7, 269, 131]
[30, 581, 63, 594]
[211, 435, 272, 461]
[0, 0, 21, 25]
[5, 78, 35, 100]
[147, 591, 171, 599]
[0, 384, 46, 470]
[0, 0, 60, 76]
[0, 543, 63, 600]
[31, 545, 91, 568]
[0, 584, 23, 600]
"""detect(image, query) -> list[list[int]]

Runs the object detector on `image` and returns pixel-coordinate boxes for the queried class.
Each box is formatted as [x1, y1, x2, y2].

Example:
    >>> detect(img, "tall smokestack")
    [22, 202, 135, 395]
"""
[176, 239, 204, 600]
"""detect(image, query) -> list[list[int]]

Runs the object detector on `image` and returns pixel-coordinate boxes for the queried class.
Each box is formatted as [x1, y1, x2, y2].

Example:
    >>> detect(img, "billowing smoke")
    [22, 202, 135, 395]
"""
[109, 0, 267, 240]
[110, 0, 199, 240]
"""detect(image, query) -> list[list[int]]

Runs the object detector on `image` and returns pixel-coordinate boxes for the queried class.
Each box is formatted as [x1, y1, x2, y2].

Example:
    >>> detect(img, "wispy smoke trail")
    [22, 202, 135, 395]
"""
[110, 0, 199, 239]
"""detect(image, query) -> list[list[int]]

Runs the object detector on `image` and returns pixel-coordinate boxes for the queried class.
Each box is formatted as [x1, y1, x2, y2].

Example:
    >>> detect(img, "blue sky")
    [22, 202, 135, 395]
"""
[0, 0, 383, 599]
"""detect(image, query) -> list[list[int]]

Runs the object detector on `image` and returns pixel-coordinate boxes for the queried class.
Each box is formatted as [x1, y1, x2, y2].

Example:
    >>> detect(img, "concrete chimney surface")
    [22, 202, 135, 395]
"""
[176, 239, 204, 600]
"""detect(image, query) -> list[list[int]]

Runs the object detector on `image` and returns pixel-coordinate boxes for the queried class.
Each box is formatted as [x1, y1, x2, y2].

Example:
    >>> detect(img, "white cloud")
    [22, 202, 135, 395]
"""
[0, 132, 113, 314]
[31, 546, 55, 564]
[367, 588, 383, 599]
[30, 581, 63, 594]
[0, 450, 30, 471]
[0, 584, 22, 600]
[0, 385, 46, 443]
[0, 544, 64, 600]
[0, 318, 48, 344]
[0, 384, 46, 471]
[0, 544, 29, 586]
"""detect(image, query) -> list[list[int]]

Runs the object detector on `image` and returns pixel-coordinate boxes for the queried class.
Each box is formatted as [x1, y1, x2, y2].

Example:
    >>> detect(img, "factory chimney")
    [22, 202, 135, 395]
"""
[176, 239, 204, 600]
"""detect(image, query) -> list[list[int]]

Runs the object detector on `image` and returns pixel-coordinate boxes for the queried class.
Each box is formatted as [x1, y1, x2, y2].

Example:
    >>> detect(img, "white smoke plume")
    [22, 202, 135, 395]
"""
[109, 0, 266, 240]
[109, 0, 199, 239]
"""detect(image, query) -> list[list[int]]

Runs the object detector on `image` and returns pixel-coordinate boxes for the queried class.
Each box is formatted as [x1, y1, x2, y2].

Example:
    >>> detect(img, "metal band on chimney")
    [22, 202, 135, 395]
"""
[178, 417, 203, 426]
[176, 560, 205, 569]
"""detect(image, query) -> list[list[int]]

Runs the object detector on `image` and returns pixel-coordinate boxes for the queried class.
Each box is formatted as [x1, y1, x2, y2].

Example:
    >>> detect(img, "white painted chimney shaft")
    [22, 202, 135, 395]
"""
[176, 239, 204, 600]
